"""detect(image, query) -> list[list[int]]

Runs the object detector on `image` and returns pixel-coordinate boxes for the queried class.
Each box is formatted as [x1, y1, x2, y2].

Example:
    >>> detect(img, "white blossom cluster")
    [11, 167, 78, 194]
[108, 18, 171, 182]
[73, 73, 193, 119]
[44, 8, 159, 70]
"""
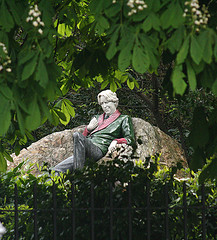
[127, 0, 148, 16]
[0, 43, 12, 72]
[26, 5, 44, 35]
[112, 0, 148, 16]
[183, 0, 210, 32]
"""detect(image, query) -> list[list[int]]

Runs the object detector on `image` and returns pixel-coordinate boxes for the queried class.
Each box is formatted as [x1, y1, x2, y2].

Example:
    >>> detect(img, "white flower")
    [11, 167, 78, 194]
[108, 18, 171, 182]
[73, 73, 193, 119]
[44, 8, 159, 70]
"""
[143, 4, 148, 8]
[194, 20, 200, 25]
[138, 5, 143, 11]
[6, 68, 12, 72]
[33, 21, 38, 27]
[33, 11, 40, 17]
[37, 17, 41, 22]
[34, 5, 39, 11]
[38, 28, 43, 34]
[0, 65, 3, 71]
[40, 21, 45, 27]
[29, 9, 34, 15]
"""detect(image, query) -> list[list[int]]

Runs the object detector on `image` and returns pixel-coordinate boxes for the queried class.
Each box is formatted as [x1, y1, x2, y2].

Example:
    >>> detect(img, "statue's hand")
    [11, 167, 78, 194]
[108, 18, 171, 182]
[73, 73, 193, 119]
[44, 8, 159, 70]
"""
[108, 140, 117, 153]
[87, 117, 98, 131]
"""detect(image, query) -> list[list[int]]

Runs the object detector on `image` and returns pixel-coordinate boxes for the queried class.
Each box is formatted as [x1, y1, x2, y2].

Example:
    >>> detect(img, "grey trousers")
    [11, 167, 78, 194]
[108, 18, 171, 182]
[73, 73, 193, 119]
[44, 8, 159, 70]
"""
[52, 132, 104, 173]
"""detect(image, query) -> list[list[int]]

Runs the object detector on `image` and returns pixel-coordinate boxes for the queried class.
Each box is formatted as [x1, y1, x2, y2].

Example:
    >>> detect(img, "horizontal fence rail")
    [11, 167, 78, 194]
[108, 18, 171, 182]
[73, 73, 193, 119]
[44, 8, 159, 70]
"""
[0, 181, 216, 240]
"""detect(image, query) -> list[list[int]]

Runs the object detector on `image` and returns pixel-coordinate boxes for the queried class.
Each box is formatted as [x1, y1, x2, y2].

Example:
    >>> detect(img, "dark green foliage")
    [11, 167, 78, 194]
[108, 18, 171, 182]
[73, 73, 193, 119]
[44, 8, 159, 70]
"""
[0, 159, 216, 239]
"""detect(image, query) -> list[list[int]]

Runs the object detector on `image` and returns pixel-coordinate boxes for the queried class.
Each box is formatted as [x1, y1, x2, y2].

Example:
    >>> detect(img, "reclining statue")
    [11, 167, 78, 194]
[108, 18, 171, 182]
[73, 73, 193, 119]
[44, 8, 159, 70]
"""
[52, 90, 135, 174]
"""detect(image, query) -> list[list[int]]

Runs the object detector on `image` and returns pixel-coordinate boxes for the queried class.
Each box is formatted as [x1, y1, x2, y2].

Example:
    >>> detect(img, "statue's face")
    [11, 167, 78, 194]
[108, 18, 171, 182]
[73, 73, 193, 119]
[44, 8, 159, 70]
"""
[100, 96, 117, 116]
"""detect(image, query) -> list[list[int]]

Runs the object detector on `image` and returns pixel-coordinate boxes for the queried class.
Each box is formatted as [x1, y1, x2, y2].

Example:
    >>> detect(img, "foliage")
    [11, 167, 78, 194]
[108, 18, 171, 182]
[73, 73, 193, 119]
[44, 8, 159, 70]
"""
[0, 0, 216, 179]
[0, 159, 217, 239]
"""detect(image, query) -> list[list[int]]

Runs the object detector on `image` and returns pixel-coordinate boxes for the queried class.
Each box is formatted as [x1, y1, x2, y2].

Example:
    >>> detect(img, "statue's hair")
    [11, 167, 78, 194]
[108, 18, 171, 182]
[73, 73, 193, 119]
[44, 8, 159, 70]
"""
[97, 90, 119, 106]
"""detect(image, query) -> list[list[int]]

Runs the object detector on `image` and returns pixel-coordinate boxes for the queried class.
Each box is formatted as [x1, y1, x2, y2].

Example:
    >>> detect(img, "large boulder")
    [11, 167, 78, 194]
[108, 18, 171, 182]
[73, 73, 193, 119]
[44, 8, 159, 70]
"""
[8, 118, 188, 174]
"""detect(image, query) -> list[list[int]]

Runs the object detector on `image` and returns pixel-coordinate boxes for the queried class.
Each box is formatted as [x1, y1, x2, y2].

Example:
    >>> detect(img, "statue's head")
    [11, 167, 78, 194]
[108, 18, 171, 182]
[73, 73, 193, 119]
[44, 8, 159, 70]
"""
[97, 90, 119, 116]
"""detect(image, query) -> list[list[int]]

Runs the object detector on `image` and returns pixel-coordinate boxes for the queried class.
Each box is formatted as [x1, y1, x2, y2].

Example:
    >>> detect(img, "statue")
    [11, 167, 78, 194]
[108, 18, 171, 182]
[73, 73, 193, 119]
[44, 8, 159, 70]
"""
[52, 90, 135, 174]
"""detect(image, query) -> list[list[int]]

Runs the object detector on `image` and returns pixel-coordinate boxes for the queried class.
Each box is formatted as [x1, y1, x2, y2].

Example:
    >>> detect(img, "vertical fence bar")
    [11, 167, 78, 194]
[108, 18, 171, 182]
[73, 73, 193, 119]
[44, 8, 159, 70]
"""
[53, 183, 57, 240]
[183, 182, 187, 240]
[146, 180, 151, 240]
[14, 184, 19, 240]
[128, 182, 132, 240]
[109, 183, 113, 240]
[33, 183, 38, 240]
[91, 183, 95, 240]
[72, 183, 76, 240]
[165, 183, 169, 240]
[201, 184, 206, 240]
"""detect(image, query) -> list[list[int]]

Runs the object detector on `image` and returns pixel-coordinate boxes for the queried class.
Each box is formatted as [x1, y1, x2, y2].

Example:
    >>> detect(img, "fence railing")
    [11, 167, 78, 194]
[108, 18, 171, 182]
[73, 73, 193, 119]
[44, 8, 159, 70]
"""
[0, 181, 216, 240]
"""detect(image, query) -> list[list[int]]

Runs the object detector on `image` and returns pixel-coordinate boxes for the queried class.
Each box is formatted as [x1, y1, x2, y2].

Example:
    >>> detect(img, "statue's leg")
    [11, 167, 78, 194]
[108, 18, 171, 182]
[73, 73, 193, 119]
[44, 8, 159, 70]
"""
[73, 132, 104, 169]
[52, 155, 74, 173]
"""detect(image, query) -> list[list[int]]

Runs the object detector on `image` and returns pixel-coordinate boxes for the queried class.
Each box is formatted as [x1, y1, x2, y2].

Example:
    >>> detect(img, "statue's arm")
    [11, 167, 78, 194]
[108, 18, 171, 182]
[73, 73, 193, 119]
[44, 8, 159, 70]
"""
[116, 116, 135, 146]
[83, 116, 98, 136]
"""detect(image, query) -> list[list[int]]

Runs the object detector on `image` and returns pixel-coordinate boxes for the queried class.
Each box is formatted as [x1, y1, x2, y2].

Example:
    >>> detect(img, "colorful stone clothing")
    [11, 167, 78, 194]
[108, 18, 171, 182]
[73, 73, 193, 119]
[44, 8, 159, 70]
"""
[83, 110, 135, 155]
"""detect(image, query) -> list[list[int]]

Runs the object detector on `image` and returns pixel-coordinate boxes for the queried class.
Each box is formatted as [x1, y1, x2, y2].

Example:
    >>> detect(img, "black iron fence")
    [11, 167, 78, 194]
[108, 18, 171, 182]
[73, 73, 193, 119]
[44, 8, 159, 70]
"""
[0, 181, 216, 240]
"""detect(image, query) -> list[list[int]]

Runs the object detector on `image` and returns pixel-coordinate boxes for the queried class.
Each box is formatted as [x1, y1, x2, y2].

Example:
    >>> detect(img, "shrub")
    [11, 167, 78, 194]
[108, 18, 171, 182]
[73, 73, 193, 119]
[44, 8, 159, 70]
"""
[0, 158, 216, 239]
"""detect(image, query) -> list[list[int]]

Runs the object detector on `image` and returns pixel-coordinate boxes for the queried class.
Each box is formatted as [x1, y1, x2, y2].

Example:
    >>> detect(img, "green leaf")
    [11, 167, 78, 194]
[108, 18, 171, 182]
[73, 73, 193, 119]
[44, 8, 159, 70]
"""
[60, 102, 71, 125]
[190, 35, 203, 65]
[95, 16, 110, 34]
[198, 30, 213, 64]
[15, 105, 25, 135]
[171, 65, 187, 95]
[127, 79, 135, 90]
[25, 96, 41, 131]
[176, 35, 190, 64]
[0, 31, 8, 48]
[0, 0, 14, 32]
[50, 109, 60, 126]
[166, 26, 185, 54]
[199, 157, 217, 183]
[142, 13, 160, 32]
[142, 16, 152, 32]
[189, 107, 209, 148]
[110, 80, 117, 92]
[63, 99, 75, 117]
[186, 61, 197, 91]
[104, 2, 121, 17]
[212, 79, 217, 96]
[160, 2, 184, 29]
[214, 36, 217, 61]
[0, 153, 7, 172]
[36, 54, 49, 88]
[101, 80, 109, 89]
[0, 93, 11, 136]
[132, 42, 149, 73]
[18, 50, 35, 66]
[106, 42, 117, 60]
[118, 47, 132, 71]
[0, 84, 13, 100]
[6, 0, 21, 25]
[38, 98, 52, 122]
[3, 150, 13, 162]
[21, 53, 39, 81]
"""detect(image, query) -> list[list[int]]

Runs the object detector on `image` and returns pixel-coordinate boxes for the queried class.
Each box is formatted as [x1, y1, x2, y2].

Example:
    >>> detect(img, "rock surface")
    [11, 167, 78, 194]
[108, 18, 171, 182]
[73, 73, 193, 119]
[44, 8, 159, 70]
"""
[8, 118, 188, 174]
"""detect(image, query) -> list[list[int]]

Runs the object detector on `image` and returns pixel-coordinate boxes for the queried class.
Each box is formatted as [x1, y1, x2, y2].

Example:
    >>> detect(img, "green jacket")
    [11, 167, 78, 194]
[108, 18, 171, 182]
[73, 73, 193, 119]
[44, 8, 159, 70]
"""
[83, 110, 135, 155]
